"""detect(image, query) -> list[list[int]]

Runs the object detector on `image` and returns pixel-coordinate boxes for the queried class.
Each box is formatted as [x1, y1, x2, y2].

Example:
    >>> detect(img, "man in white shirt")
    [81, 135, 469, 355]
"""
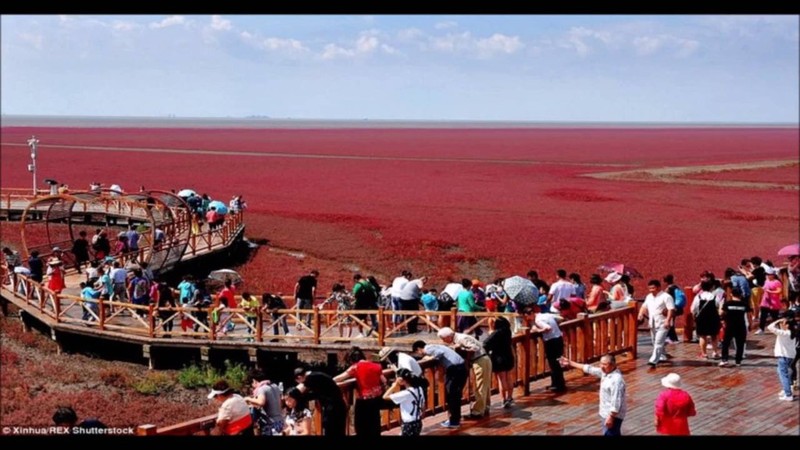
[390, 270, 411, 329]
[638, 279, 675, 368]
[399, 276, 426, 334]
[548, 269, 576, 308]
[529, 305, 566, 392]
[560, 354, 627, 436]
[378, 346, 423, 376]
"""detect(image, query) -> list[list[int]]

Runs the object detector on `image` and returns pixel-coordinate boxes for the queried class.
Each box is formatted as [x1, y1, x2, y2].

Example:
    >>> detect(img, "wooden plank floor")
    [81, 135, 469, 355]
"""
[383, 330, 799, 436]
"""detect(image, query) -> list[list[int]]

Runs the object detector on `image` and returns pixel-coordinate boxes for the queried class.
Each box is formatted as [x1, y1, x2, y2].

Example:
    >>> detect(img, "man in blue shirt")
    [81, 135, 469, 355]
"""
[412, 340, 467, 428]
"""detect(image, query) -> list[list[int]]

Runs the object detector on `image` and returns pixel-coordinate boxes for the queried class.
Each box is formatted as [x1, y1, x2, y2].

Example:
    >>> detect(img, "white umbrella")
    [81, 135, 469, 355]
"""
[178, 189, 197, 198]
[442, 282, 464, 301]
[208, 269, 243, 286]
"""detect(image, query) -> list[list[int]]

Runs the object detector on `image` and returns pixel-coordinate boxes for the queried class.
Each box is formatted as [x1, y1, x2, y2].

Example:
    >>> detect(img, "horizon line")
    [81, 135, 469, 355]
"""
[1, 114, 798, 129]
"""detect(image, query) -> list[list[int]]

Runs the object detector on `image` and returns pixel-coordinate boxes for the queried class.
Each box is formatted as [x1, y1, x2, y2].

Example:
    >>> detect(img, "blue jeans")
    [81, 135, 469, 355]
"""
[602, 417, 623, 436]
[778, 357, 793, 396]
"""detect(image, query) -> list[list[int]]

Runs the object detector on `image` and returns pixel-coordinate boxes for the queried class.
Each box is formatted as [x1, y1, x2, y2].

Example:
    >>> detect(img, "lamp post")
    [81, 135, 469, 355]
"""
[27, 135, 39, 196]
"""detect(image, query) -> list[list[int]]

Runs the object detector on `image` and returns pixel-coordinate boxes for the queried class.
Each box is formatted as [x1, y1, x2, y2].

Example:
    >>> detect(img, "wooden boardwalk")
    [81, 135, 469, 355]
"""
[384, 331, 799, 436]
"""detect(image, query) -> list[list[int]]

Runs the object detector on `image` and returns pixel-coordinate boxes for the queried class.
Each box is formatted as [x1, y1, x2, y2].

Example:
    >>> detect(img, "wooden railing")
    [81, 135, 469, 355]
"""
[0, 188, 50, 210]
[134, 305, 638, 435]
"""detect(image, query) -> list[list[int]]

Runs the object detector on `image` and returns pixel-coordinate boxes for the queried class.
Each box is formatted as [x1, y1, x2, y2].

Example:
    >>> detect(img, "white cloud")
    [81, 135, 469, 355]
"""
[320, 30, 396, 60]
[239, 31, 309, 56]
[559, 27, 615, 56]
[263, 38, 308, 53]
[397, 27, 424, 42]
[633, 34, 699, 57]
[476, 33, 524, 57]
[431, 31, 473, 52]
[699, 15, 798, 40]
[210, 15, 232, 31]
[321, 43, 355, 60]
[149, 15, 186, 30]
[632, 36, 661, 56]
[18, 32, 43, 50]
[356, 34, 379, 53]
[429, 31, 524, 58]
[435, 21, 458, 30]
[111, 21, 138, 32]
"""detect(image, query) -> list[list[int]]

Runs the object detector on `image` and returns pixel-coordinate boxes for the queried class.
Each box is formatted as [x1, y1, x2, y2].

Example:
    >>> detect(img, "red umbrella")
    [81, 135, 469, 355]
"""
[597, 262, 643, 278]
[778, 244, 800, 257]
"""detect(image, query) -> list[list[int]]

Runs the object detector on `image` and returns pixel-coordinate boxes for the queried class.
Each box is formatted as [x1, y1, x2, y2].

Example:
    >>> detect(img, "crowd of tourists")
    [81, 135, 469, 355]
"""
[3, 244, 798, 435]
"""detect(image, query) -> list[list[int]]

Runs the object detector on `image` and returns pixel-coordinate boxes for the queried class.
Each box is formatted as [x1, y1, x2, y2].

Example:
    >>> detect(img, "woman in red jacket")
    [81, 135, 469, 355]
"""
[654, 373, 696, 435]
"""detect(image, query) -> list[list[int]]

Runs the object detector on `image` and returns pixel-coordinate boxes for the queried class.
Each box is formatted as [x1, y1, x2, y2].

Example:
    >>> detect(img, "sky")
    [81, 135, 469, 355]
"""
[1, 14, 798, 123]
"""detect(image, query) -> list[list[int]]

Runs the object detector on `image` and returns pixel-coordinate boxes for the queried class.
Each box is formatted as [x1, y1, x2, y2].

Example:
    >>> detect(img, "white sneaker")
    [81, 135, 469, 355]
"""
[778, 393, 796, 401]
[285, 332, 293, 337]
[718, 361, 729, 367]
[355, 333, 364, 338]
[659, 355, 668, 362]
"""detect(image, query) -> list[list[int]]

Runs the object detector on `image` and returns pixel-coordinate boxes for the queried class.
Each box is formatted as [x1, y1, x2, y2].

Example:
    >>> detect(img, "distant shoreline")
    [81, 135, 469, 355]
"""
[1, 115, 797, 130]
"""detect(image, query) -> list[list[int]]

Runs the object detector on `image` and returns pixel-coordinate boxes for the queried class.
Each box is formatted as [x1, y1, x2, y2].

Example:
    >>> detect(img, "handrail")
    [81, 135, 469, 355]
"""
[133, 305, 637, 435]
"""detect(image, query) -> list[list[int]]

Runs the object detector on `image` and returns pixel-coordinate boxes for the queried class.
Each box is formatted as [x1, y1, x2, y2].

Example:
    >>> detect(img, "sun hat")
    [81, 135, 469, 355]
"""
[47, 258, 63, 266]
[378, 346, 397, 361]
[207, 380, 233, 399]
[661, 373, 682, 389]
[605, 272, 622, 284]
[207, 387, 233, 399]
[437, 327, 455, 339]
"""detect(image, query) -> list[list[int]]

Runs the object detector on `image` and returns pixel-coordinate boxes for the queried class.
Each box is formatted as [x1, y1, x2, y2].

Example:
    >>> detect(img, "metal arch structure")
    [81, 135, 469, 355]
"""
[139, 189, 193, 274]
[19, 189, 193, 275]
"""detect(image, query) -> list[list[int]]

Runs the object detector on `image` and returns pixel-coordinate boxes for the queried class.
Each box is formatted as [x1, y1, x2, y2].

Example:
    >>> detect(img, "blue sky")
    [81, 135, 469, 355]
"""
[1, 14, 798, 122]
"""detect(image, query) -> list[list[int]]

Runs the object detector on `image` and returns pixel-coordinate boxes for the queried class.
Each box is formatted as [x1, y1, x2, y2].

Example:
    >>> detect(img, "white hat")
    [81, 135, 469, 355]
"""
[378, 346, 397, 361]
[437, 327, 455, 339]
[661, 373, 682, 389]
[605, 272, 622, 284]
[765, 267, 777, 275]
[207, 387, 232, 399]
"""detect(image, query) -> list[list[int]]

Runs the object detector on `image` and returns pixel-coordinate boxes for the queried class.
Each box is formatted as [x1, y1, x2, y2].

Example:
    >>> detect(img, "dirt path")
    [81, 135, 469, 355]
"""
[0, 142, 631, 167]
[584, 159, 799, 190]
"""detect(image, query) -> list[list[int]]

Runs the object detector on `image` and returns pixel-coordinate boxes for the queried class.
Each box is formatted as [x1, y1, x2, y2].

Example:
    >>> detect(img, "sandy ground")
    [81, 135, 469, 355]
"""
[585, 159, 799, 190]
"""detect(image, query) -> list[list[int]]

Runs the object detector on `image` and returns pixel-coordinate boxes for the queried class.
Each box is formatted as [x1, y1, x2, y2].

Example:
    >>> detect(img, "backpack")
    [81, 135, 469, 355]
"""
[354, 282, 378, 308]
[672, 286, 687, 309]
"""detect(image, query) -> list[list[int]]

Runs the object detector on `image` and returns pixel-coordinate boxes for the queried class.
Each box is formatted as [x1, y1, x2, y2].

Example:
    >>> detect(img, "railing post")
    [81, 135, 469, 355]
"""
[209, 307, 217, 341]
[522, 327, 531, 396]
[578, 312, 591, 362]
[53, 292, 61, 323]
[256, 308, 263, 343]
[628, 304, 638, 358]
[313, 307, 321, 345]
[377, 306, 385, 346]
[450, 307, 457, 330]
[99, 297, 106, 330]
[683, 287, 695, 344]
[148, 304, 156, 338]
[136, 425, 158, 436]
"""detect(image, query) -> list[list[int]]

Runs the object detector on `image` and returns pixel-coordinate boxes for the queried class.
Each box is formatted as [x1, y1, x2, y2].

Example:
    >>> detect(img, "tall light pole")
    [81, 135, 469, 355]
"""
[27, 135, 39, 195]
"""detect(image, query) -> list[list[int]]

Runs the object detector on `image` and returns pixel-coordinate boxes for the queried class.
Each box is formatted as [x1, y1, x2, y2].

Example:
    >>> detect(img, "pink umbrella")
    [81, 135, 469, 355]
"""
[597, 262, 643, 278]
[778, 244, 800, 256]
